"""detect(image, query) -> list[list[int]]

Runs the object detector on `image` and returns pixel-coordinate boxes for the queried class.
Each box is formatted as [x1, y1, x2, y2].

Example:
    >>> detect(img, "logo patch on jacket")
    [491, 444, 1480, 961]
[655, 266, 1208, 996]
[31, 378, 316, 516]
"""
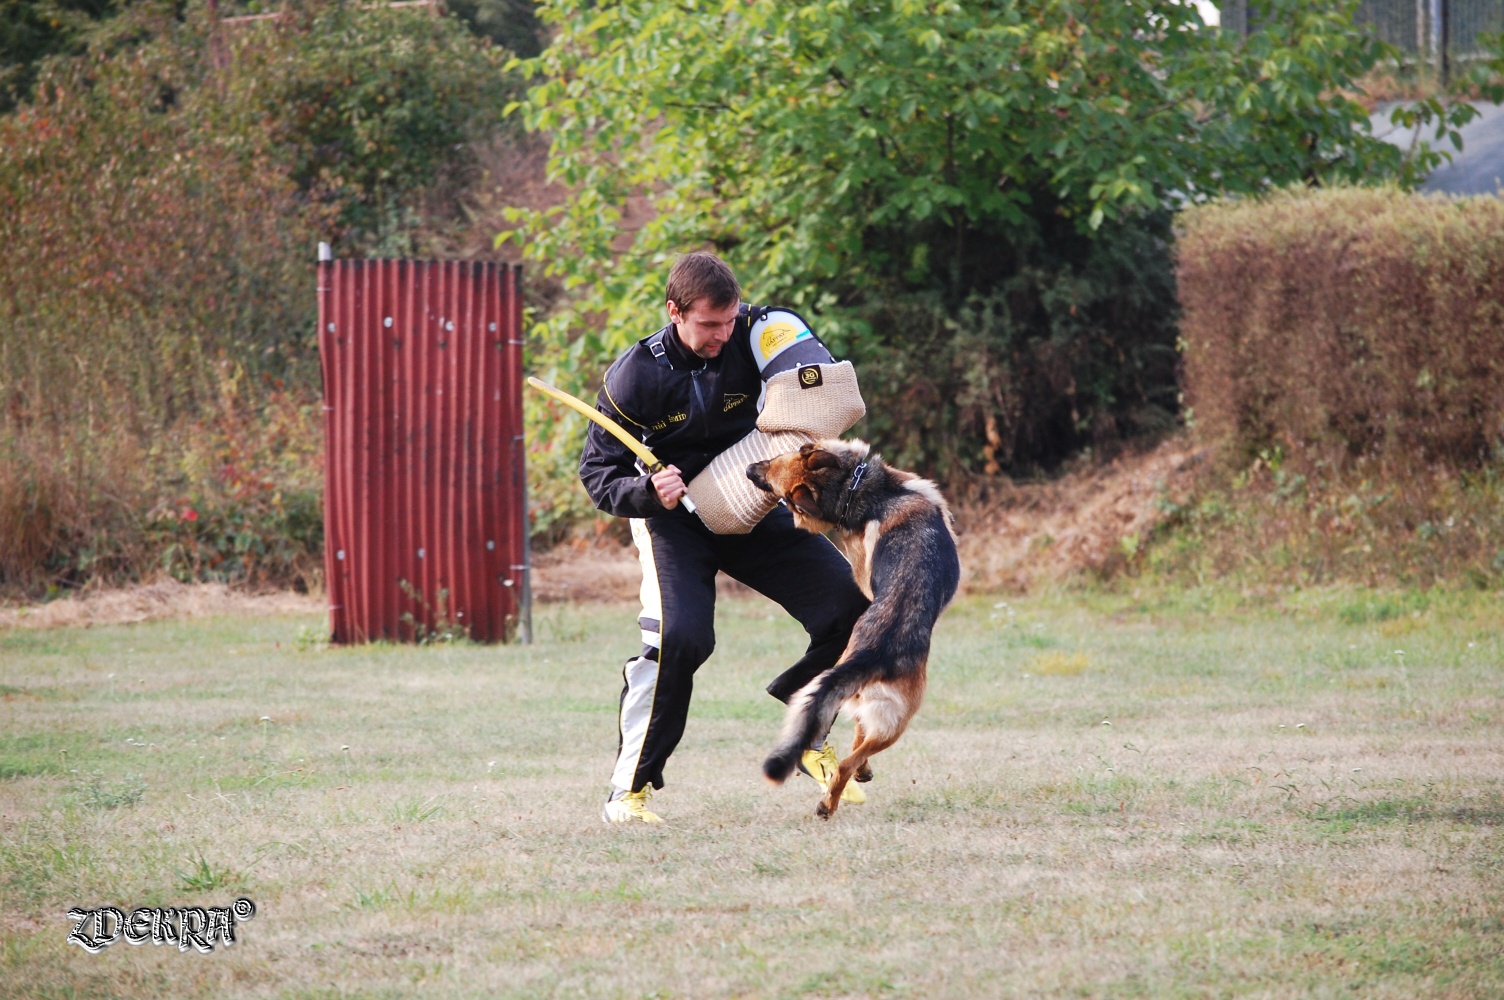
[723, 393, 748, 413]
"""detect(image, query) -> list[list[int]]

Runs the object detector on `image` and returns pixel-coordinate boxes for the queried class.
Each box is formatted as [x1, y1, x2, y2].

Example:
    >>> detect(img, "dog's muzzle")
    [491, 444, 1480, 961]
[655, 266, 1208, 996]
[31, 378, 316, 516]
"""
[746, 460, 772, 492]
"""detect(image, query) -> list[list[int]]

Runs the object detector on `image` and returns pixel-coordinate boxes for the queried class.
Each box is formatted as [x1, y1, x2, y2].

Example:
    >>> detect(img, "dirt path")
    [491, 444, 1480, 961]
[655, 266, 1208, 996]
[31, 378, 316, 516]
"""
[956, 438, 1204, 591]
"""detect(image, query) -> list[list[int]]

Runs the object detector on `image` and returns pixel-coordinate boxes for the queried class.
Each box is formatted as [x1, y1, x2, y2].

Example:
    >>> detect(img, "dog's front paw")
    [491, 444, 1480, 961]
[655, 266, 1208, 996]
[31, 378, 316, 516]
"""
[855, 764, 874, 783]
[816, 800, 834, 819]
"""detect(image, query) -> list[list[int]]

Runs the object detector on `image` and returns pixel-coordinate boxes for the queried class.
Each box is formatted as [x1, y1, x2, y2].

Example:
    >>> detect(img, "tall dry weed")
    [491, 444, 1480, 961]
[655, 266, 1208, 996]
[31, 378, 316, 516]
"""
[0, 365, 323, 597]
[0, 425, 154, 594]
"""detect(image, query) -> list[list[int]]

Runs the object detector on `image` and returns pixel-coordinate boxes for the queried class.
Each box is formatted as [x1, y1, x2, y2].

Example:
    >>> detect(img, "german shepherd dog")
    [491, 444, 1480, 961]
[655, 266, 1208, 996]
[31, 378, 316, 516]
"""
[746, 439, 960, 817]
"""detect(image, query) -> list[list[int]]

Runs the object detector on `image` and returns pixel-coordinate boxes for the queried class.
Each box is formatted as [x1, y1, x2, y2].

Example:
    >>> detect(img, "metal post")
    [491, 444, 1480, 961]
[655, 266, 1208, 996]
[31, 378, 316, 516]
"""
[518, 502, 533, 644]
[1440, 0, 1451, 87]
[511, 264, 531, 645]
[1418, 0, 1427, 65]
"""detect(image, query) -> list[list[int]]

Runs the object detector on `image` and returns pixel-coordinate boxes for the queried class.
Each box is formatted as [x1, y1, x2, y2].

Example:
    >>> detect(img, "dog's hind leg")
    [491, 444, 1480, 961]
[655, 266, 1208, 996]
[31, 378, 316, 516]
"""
[851, 720, 874, 783]
[817, 730, 901, 819]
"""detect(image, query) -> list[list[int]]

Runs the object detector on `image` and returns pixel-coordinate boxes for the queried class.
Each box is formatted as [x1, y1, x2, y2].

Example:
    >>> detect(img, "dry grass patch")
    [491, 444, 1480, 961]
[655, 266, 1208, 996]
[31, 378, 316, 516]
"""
[1, 586, 1501, 998]
[1024, 651, 1092, 677]
[0, 579, 321, 632]
[954, 440, 1204, 593]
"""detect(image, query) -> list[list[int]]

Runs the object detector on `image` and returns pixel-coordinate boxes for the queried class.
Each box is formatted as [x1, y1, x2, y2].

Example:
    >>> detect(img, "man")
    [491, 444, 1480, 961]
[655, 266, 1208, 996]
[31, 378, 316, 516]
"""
[580, 251, 870, 823]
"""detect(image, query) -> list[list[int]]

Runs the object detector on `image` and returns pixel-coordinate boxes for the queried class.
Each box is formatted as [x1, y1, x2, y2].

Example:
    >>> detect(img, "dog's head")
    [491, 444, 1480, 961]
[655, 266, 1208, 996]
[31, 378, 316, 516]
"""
[747, 439, 871, 530]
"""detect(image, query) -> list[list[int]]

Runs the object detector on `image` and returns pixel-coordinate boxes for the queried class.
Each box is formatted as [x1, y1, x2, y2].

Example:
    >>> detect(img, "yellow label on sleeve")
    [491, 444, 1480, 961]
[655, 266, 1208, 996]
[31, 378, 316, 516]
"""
[758, 322, 799, 360]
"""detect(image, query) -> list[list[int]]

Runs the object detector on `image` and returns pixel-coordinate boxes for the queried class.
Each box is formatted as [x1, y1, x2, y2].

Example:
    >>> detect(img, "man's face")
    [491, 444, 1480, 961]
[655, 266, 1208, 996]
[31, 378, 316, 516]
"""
[667, 298, 739, 360]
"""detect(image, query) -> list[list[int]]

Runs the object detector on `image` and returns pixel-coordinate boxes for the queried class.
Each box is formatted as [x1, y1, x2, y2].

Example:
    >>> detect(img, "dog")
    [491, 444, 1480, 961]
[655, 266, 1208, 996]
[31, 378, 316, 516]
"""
[746, 439, 960, 817]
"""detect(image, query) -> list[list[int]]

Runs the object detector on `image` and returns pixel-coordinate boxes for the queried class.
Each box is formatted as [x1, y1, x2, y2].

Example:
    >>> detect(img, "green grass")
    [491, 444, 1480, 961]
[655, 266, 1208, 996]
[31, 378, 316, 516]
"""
[2, 587, 1502, 998]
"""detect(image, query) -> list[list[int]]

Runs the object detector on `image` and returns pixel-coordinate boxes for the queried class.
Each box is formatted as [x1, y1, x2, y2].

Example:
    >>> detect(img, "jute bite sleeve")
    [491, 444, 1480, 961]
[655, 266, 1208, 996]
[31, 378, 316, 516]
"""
[685, 361, 867, 534]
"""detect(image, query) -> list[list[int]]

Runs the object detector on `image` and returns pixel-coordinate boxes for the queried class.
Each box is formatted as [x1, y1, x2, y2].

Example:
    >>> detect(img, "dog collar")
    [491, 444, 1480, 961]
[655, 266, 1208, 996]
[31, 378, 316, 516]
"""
[835, 462, 868, 523]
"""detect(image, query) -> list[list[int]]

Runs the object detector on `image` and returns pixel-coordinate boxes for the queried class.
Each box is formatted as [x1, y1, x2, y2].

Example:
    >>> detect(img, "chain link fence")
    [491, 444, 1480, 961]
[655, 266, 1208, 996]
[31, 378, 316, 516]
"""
[1221, 1, 1503, 61]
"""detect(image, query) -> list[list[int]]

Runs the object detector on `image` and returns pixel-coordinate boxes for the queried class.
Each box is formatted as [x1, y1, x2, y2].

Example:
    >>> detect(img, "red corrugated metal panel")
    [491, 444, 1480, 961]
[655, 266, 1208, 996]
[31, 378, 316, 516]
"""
[318, 259, 529, 644]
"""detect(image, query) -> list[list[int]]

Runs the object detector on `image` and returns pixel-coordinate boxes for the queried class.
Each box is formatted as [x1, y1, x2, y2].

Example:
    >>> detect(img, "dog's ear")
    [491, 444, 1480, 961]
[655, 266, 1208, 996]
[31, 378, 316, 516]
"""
[803, 448, 840, 472]
[789, 484, 820, 518]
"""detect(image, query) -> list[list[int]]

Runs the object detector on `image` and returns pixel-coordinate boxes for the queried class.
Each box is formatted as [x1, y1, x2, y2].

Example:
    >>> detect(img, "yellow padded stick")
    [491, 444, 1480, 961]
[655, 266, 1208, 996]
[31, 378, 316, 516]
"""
[526, 376, 697, 514]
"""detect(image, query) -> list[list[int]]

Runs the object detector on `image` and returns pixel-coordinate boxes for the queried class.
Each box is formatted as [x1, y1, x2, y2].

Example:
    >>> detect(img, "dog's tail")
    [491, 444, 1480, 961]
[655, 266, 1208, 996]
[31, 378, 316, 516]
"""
[762, 652, 876, 784]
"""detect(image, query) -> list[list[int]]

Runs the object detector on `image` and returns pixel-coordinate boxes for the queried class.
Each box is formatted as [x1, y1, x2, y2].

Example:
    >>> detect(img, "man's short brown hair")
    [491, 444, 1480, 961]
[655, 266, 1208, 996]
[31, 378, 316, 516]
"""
[666, 252, 741, 314]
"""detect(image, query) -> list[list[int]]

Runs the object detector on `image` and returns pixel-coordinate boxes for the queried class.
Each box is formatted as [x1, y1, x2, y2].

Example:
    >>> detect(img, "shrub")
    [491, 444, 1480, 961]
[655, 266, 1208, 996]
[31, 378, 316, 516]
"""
[0, 0, 119, 113]
[853, 209, 1181, 481]
[1179, 186, 1504, 472]
[1159, 185, 1504, 588]
[217, 1, 518, 252]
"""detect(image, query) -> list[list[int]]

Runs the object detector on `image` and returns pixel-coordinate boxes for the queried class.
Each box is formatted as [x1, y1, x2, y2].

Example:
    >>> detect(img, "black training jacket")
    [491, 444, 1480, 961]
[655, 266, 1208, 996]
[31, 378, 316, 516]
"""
[579, 308, 766, 519]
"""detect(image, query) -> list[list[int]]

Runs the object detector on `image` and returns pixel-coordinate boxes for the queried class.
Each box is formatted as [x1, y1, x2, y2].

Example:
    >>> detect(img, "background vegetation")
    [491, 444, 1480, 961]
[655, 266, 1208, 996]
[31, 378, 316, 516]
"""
[0, 0, 121, 113]
[1182, 188, 1504, 472]
[1, 0, 1501, 597]
[1155, 186, 1504, 589]
[0, 0, 529, 596]
[507, 0, 1482, 482]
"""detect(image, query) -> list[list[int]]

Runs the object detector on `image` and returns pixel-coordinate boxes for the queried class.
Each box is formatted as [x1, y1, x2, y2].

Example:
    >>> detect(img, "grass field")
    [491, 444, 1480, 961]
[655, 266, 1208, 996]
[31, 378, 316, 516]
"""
[2, 586, 1502, 998]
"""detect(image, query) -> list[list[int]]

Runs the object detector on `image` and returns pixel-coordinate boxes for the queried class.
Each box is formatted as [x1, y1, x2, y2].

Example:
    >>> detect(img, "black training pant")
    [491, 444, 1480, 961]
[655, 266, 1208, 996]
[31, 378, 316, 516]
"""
[611, 503, 869, 793]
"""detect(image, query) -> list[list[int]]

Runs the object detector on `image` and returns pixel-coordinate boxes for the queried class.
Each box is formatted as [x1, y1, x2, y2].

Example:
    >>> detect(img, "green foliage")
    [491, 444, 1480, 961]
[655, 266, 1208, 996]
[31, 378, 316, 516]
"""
[523, 387, 607, 545]
[174, 853, 241, 893]
[217, 1, 519, 251]
[1336, 591, 1430, 626]
[397, 581, 473, 645]
[448, 0, 546, 59]
[73, 770, 148, 810]
[504, 0, 1475, 480]
[0, 0, 118, 112]
[853, 209, 1181, 478]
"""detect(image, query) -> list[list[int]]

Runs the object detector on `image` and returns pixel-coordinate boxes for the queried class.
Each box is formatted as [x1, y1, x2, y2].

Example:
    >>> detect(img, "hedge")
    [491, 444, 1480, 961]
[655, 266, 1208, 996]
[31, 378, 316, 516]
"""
[1178, 186, 1504, 472]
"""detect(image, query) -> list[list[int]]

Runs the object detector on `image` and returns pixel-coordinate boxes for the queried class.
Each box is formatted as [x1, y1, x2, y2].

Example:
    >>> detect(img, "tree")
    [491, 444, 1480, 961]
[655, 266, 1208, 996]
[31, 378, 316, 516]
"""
[506, 0, 1475, 476]
[218, 1, 520, 251]
[0, 0, 119, 112]
[447, 0, 547, 58]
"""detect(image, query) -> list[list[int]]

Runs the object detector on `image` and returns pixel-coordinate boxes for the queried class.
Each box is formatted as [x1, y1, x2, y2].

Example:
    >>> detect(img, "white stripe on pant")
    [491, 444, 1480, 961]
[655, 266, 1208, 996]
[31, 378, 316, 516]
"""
[611, 517, 663, 792]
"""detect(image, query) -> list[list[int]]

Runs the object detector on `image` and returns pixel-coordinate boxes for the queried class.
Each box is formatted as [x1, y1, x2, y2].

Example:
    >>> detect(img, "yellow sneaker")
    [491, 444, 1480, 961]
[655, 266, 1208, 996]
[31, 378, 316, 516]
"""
[601, 787, 664, 824]
[798, 743, 865, 804]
